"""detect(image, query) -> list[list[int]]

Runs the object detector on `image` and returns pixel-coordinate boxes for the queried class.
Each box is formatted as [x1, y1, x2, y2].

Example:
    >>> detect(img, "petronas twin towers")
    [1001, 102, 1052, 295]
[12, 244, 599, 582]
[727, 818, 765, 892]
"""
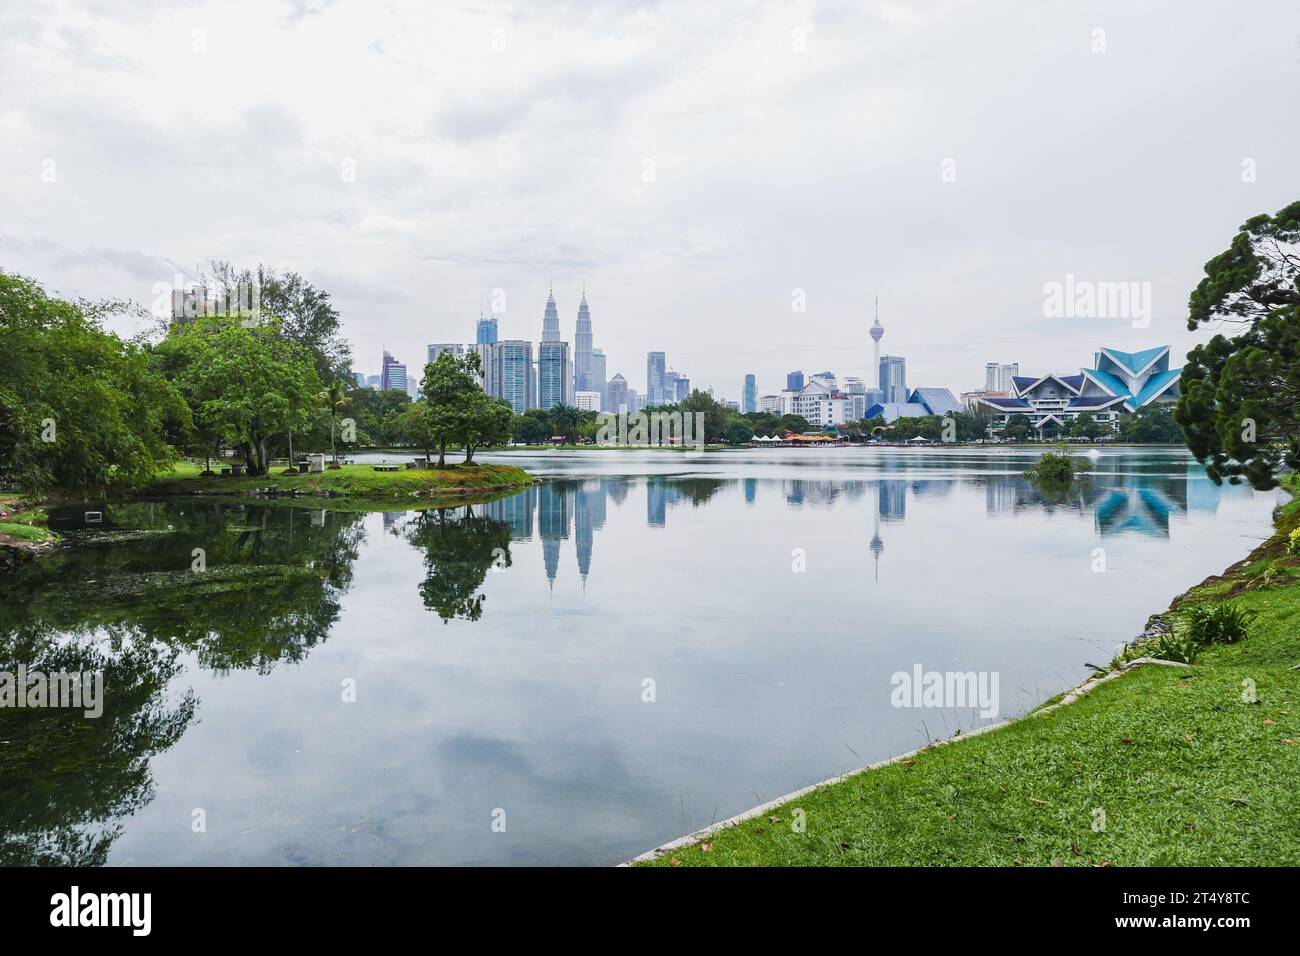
[538, 287, 598, 410]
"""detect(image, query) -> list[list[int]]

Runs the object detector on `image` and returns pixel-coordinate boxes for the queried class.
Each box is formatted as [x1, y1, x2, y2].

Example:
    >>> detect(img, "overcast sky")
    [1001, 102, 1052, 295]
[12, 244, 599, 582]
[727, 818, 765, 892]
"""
[2, 0, 1297, 399]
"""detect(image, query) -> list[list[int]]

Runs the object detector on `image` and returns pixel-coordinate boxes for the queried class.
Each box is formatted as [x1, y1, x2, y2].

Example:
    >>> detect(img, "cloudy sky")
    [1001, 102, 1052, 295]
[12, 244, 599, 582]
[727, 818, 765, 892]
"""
[2, 0, 1297, 399]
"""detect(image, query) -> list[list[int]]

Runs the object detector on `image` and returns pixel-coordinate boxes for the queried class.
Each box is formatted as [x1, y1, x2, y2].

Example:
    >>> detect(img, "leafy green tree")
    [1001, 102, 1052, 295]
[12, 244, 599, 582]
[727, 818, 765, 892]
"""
[1067, 411, 1105, 440]
[723, 416, 754, 444]
[401, 506, 514, 623]
[1176, 202, 1300, 488]
[779, 413, 811, 435]
[549, 403, 581, 444]
[1118, 405, 1184, 443]
[418, 351, 482, 466]
[1003, 413, 1033, 442]
[680, 390, 729, 442]
[0, 272, 187, 494]
[154, 316, 322, 476]
[512, 410, 551, 445]
[461, 395, 513, 463]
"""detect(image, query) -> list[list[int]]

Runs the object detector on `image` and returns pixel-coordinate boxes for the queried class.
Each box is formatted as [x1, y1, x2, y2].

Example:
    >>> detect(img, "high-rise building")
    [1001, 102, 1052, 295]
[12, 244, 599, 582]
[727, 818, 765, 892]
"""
[879, 355, 907, 404]
[476, 314, 498, 345]
[742, 374, 757, 414]
[590, 348, 607, 407]
[787, 370, 805, 391]
[759, 394, 782, 414]
[492, 340, 535, 413]
[646, 351, 666, 406]
[427, 343, 465, 366]
[365, 374, 381, 390]
[381, 351, 407, 392]
[574, 290, 593, 394]
[542, 288, 560, 342]
[575, 391, 602, 412]
[664, 369, 690, 404]
[984, 362, 1020, 393]
[605, 373, 629, 415]
[538, 340, 573, 409]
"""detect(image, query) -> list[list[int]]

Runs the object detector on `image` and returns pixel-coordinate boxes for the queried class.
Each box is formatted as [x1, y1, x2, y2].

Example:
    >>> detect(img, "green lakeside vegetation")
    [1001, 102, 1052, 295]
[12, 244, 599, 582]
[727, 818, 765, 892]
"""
[147, 460, 534, 499]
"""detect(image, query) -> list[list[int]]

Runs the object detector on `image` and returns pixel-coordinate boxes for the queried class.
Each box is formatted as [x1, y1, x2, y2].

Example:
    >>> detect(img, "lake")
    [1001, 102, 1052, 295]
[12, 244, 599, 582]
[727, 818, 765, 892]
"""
[0, 447, 1280, 865]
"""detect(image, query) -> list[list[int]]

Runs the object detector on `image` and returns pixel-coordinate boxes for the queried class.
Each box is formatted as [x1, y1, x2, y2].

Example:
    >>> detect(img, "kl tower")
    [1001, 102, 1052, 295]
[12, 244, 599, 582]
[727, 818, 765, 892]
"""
[869, 295, 884, 391]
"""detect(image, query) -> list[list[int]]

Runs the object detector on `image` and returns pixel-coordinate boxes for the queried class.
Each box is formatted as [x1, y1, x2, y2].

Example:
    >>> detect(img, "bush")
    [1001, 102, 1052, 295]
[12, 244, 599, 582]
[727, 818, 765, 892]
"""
[1152, 631, 1201, 664]
[1022, 450, 1084, 482]
[1181, 602, 1254, 646]
[1288, 527, 1300, 555]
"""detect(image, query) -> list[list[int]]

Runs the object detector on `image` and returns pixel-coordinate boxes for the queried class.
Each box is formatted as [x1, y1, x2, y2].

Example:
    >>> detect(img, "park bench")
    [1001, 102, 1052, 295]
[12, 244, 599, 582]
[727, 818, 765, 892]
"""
[373, 464, 400, 472]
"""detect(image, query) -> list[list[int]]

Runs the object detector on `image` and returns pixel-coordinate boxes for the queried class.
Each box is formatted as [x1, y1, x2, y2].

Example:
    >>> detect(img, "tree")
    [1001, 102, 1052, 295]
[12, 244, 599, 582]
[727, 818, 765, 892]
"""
[208, 262, 352, 384]
[321, 380, 351, 465]
[154, 316, 322, 476]
[512, 410, 551, 445]
[418, 351, 482, 466]
[0, 272, 187, 494]
[723, 416, 754, 444]
[1176, 202, 1300, 488]
[1067, 411, 1105, 440]
[549, 403, 581, 444]
[679, 390, 729, 442]
[1004, 413, 1033, 442]
[1118, 405, 1184, 444]
[461, 395, 513, 463]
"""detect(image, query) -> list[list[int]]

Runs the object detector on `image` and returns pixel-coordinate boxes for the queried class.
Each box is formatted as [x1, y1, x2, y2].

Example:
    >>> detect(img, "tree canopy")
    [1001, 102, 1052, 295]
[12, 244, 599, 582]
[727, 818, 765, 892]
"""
[1175, 201, 1300, 488]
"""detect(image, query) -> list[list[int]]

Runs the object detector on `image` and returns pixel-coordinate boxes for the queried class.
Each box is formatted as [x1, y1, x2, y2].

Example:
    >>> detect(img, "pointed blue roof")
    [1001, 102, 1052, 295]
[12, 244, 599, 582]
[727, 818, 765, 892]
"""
[1134, 367, 1181, 407]
[1103, 346, 1167, 374]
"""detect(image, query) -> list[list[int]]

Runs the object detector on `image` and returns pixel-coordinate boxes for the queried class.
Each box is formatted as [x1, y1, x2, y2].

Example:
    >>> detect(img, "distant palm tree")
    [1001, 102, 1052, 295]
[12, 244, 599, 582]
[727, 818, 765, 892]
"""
[322, 381, 351, 464]
[550, 403, 581, 444]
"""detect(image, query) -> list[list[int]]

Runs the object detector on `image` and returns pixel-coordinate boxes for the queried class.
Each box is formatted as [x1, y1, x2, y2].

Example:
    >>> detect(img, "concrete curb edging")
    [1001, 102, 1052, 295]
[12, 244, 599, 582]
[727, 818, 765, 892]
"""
[619, 656, 1191, 866]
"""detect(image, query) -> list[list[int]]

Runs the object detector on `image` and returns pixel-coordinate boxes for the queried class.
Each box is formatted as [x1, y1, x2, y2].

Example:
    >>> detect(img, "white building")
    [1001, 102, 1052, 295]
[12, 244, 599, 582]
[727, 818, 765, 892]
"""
[575, 390, 602, 412]
[782, 379, 847, 427]
[984, 362, 1020, 393]
[759, 394, 782, 414]
[427, 343, 466, 365]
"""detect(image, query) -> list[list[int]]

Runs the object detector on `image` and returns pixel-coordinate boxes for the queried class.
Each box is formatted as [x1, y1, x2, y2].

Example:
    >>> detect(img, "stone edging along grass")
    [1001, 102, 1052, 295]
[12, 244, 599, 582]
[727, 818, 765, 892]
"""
[620, 657, 1191, 867]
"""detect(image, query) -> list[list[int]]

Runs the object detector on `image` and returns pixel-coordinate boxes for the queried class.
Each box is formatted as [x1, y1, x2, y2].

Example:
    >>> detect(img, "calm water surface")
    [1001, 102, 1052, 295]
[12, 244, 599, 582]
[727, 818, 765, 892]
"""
[0, 447, 1280, 865]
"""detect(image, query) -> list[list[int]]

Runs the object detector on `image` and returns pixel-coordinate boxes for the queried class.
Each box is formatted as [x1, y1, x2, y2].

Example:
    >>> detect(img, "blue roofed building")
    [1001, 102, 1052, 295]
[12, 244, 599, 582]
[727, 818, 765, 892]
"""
[976, 345, 1181, 437]
[865, 386, 962, 423]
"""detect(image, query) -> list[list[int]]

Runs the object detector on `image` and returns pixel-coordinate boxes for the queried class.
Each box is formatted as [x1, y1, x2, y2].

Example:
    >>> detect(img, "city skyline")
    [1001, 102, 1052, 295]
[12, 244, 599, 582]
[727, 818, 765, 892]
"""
[6, 3, 1293, 401]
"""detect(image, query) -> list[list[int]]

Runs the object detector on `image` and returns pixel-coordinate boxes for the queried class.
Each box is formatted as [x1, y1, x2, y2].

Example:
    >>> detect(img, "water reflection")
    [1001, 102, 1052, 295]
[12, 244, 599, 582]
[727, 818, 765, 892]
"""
[0, 450, 1267, 867]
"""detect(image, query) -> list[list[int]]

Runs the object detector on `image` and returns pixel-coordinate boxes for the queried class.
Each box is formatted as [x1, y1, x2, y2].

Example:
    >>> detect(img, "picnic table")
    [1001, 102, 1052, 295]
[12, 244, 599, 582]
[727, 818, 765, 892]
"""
[373, 464, 400, 472]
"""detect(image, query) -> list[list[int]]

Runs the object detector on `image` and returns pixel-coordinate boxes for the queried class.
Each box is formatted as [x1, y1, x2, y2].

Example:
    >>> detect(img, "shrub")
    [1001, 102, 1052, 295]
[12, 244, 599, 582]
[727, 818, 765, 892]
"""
[1022, 450, 1084, 482]
[1152, 631, 1201, 664]
[1288, 527, 1300, 556]
[1181, 602, 1253, 645]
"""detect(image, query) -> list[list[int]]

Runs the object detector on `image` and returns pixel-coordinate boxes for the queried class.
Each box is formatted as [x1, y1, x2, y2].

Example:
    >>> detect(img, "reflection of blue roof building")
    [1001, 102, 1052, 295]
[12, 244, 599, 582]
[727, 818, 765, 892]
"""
[866, 386, 962, 423]
[978, 346, 1181, 437]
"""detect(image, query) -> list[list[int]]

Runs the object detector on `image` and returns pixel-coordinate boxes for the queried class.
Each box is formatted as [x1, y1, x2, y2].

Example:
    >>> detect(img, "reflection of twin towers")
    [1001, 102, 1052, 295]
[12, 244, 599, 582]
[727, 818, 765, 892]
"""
[479, 479, 612, 587]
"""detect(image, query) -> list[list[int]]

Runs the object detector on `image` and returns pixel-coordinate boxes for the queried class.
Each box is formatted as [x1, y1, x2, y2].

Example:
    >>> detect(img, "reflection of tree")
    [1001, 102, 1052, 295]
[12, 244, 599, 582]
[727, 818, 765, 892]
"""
[0, 638, 194, 866]
[402, 506, 513, 623]
[2, 501, 365, 673]
[0, 500, 368, 864]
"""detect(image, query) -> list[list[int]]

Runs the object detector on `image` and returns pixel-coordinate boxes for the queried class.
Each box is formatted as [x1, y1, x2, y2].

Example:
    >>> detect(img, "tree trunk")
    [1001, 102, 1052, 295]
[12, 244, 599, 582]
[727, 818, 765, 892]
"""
[437, 440, 446, 468]
[465, 442, 475, 464]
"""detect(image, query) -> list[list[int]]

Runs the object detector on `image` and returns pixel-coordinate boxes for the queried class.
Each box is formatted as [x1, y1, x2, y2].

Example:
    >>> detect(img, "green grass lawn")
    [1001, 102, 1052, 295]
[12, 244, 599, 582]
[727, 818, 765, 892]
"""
[147, 460, 535, 498]
[639, 485, 1300, 867]
[0, 521, 52, 544]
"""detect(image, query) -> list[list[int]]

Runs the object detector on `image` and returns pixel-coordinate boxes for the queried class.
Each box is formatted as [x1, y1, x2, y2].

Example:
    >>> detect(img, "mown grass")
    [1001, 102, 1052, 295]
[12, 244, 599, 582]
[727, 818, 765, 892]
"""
[640, 482, 1300, 867]
[146, 461, 535, 498]
[0, 521, 52, 544]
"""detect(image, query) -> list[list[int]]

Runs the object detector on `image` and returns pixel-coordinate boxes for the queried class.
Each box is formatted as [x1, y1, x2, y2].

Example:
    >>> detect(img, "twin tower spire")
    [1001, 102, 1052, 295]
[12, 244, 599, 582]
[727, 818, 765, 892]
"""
[543, 286, 596, 395]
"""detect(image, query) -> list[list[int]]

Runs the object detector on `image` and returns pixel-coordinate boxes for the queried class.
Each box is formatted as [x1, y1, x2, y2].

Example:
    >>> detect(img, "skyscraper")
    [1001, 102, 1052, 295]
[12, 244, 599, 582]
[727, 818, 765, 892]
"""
[542, 288, 560, 342]
[787, 370, 805, 391]
[493, 340, 535, 413]
[870, 296, 885, 389]
[984, 362, 1019, 392]
[742, 374, 757, 414]
[476, 314, 498, 345]
[574, 289, 593, 394]
[880, 355, 907, 404]
[538, 340, 572, 409]
[646, 351, 666, 406]
[381, 351, 407, 392]
[605, 373, 629, 414]
[427, 343, 464, 366]
[590, 348, 607, 407]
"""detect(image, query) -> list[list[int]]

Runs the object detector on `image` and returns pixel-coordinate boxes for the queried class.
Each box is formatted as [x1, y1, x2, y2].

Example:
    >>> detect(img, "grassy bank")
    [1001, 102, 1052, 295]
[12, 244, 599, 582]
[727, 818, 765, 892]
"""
[145, 461, 536, 499]
[639, 482, 1300, 867]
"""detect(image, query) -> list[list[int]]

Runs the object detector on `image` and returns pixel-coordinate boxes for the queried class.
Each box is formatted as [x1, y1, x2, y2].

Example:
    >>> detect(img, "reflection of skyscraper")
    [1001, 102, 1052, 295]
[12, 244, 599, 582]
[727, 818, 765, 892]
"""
[575, 482, 604, 582]
[870, 483, 884, 583]
[486, 485, 535, 539]
[744, 478, 756, 505]
[879, 479, 907, 521]
[538, 482, 570, 587]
